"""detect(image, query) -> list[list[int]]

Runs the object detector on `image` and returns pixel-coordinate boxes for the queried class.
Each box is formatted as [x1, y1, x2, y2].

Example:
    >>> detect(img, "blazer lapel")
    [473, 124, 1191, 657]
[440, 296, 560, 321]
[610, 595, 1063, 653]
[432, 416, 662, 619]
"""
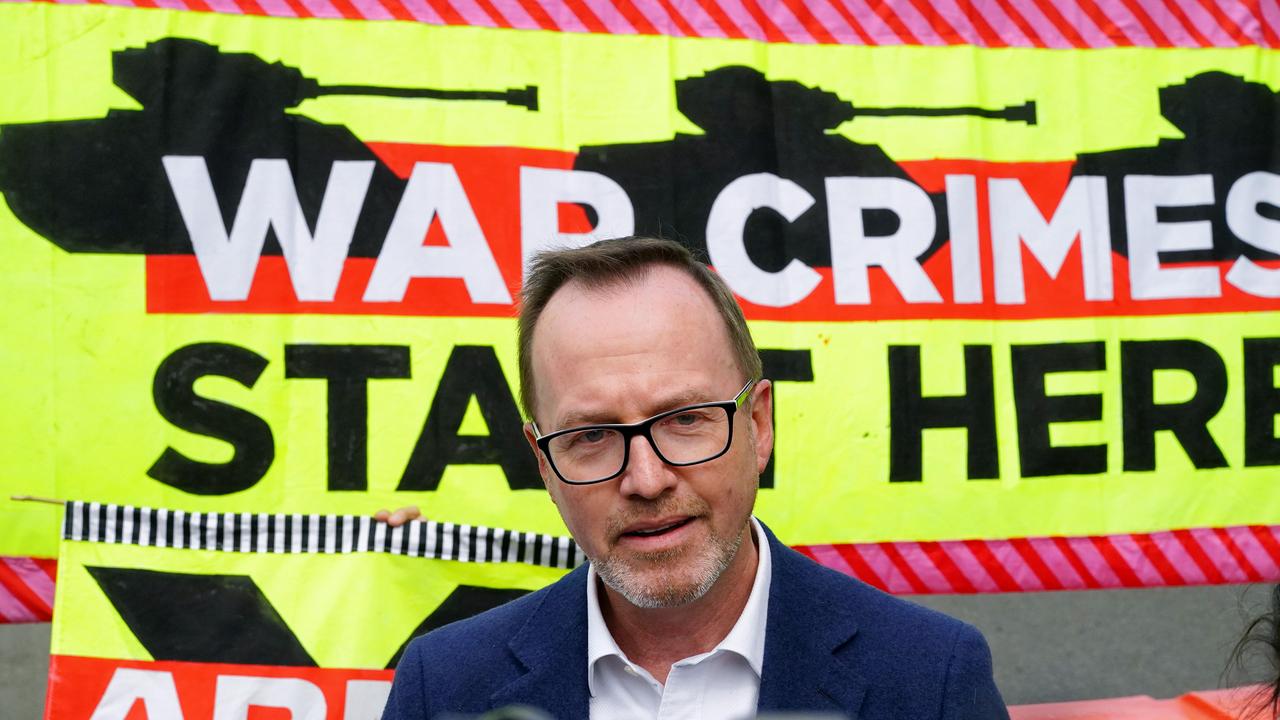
[489, 566, 591, 720]
[757, 526, 867, 718]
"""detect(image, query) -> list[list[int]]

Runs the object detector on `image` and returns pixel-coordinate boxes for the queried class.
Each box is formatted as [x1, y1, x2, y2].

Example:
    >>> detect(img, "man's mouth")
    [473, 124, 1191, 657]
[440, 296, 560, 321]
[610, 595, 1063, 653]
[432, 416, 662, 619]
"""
[621, 517, 694, 539]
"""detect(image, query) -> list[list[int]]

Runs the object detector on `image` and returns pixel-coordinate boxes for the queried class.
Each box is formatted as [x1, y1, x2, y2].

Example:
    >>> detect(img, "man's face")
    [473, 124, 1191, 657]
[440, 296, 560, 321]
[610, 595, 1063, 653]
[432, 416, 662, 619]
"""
[524, 265, 773, 608]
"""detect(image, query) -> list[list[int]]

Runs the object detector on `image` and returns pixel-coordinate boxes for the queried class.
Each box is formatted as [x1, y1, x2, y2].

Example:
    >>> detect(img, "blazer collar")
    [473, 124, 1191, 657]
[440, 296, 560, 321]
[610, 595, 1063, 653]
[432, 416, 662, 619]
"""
[757, 523, 867, 717]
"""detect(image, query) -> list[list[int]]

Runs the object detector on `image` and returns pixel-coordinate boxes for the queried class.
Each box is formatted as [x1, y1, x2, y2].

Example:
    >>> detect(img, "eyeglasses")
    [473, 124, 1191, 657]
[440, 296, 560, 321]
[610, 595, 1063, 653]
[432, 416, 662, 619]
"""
[531, 380, 757, 485]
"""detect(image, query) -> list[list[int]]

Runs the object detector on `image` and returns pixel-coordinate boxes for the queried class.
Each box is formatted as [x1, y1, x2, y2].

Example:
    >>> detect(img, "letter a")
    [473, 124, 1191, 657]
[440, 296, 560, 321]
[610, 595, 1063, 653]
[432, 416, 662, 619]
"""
[89, 668, 185, 720]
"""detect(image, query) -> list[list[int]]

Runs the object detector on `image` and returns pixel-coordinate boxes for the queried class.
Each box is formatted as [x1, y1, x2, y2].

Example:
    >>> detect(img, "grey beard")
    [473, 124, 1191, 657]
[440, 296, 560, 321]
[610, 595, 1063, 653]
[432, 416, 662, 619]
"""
[593, 528, 745, 609]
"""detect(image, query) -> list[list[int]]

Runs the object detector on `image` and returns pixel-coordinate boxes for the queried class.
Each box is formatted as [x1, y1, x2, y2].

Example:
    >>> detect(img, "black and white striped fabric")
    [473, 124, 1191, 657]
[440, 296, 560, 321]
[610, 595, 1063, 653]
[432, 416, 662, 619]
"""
[62, 501, 585, 570]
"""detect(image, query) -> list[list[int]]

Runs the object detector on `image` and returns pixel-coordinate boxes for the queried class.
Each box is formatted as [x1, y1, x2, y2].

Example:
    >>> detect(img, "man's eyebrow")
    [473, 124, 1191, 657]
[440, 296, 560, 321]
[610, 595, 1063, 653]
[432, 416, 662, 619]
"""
[555, 390, 718, 430]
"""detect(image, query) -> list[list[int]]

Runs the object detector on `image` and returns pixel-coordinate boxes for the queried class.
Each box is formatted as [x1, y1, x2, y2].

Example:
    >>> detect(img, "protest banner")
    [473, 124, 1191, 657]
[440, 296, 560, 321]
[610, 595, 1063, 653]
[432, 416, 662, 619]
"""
[3, 0, 1279, 625]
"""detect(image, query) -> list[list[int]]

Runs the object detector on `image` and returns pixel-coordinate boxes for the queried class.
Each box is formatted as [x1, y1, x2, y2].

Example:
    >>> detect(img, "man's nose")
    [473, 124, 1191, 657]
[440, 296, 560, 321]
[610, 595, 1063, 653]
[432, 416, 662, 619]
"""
[618, 433, 678, 499]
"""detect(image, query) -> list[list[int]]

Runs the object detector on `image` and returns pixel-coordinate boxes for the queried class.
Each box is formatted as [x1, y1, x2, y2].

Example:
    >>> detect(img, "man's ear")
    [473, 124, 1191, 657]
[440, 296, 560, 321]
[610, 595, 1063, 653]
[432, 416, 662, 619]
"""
[523, 422, 556, 494]
[748, 379, 774, 476]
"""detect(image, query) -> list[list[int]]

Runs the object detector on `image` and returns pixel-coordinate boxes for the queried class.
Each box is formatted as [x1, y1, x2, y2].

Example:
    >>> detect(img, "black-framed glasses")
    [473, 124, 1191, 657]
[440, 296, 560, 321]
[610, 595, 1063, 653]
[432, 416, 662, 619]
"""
[532, 380, 757, 485]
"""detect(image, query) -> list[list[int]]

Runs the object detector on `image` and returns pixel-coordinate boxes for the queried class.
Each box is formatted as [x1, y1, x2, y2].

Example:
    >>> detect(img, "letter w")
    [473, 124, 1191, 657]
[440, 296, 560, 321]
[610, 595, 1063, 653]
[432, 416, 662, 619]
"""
[163, 157, 375, 301]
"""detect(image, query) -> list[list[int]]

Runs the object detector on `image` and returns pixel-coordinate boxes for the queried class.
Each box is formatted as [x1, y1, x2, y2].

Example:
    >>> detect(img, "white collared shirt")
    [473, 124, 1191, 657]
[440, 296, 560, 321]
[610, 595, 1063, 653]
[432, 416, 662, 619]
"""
[586, 517, 772, 720]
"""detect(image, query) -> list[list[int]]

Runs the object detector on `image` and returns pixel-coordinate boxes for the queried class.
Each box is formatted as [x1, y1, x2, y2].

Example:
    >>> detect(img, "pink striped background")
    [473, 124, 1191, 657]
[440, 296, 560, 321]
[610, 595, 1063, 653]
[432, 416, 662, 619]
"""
[3, 0, 1277, 46]
[0, 556, 55, 623]
[796, 524, 1280, 594]
[4, 522, 1278, 622]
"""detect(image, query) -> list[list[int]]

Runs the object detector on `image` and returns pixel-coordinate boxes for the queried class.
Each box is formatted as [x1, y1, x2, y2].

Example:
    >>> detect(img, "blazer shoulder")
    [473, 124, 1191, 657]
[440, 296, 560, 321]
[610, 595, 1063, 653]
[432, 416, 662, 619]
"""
[401, 568, 579, 665]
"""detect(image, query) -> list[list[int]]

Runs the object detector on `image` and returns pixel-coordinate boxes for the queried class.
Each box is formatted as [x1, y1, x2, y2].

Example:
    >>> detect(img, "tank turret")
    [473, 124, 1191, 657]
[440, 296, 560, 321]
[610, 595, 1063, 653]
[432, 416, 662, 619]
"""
[0, 37, 539, 257]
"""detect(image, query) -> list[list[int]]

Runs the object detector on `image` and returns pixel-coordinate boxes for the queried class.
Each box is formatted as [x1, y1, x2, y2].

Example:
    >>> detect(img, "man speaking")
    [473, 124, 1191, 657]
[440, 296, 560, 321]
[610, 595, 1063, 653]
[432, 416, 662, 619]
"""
[381, 237, 1008, 719]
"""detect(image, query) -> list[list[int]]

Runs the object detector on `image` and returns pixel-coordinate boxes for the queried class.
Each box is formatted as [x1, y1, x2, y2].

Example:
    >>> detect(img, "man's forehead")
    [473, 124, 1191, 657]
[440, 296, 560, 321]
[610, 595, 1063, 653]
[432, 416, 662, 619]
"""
[532, 266, 725, 349]
[528, 266, 739, 422]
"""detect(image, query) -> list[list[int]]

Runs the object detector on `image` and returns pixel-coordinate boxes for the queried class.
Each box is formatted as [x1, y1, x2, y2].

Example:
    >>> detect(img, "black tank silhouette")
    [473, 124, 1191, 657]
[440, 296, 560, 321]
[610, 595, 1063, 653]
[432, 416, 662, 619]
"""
[573, 65, 1037, 271]
[0, 37, 538, 257]
[1073, 71, 1280, 262]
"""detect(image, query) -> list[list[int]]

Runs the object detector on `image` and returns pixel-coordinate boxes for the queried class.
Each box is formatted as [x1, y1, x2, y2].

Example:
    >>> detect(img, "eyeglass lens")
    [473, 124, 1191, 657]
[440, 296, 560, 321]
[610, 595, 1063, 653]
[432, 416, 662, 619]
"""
[546, 406, 732, 483]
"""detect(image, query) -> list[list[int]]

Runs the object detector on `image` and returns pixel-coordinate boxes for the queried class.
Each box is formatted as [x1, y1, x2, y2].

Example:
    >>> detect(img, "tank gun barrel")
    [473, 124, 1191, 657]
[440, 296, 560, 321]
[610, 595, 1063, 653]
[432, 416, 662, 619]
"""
[307, 83, 539, 111]
[851, 100, 1036, 125]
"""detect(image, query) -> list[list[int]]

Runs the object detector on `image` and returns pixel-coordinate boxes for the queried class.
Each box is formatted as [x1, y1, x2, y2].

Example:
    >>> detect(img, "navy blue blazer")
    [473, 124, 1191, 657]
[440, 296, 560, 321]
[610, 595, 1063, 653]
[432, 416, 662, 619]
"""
[383, 525, 1009, 719]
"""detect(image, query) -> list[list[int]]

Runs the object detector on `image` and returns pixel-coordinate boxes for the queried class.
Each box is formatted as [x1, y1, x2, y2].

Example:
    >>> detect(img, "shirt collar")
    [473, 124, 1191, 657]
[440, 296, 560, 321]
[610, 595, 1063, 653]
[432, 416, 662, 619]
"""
[585, 516, 772, 694]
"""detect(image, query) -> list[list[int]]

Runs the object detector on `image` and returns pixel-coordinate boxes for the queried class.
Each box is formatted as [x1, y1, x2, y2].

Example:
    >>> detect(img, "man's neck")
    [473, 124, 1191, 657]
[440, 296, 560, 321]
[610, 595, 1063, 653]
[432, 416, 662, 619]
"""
[598, 524, 759, 684]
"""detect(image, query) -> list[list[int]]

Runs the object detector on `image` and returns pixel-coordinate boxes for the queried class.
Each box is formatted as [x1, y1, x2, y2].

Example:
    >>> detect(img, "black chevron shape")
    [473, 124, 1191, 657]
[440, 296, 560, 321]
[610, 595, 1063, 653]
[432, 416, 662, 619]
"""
[86, 566, 317, 666]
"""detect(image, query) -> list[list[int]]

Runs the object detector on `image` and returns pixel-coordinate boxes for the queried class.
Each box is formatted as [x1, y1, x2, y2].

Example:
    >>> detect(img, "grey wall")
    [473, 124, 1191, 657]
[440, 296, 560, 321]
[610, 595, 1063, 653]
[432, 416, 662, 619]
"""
[0, 583, 1274, 718]
[913, 583, 1275, 705]
[1, 622, 50, 720]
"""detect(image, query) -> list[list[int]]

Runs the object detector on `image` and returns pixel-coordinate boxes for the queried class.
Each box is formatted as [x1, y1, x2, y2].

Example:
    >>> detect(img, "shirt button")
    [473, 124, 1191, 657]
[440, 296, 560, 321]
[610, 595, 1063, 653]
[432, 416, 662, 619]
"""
[624, 666, 638, 676]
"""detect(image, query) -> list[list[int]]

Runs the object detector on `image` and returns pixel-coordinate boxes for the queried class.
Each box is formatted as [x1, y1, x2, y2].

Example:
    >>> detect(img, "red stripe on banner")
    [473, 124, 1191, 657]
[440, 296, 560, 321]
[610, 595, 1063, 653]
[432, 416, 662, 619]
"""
[825, 0, 877, 42]
[378, 0, 420, 21]
[1008, 537, 1065, 591]
[744, 0, 793, 42]
[612, 0, 657, 33]
[1214, 527, 1263, 583]
[991, 0, 1047, 44]
[866, 0, 922, 43]
[653, 0, 698, 35]
[233, 0, 268, 15]
[562, 0, 608, 32]
[4, 558, 55, 608]
[1025, 0, 1089, 46]
[1254, 0, 1280, 45]
[513, 0, 559, 29]
[906, 0, 961, 42]
[1163, 0, 1215, 44]
[0, 558, 53, 622]
[879, 542, 931, 594]
[1051, 536, 1101, 589]
[954, 0, 1007, 46]
[1173, 529, 1228, 585]
[7, 523, 1280, 624]
[917, 542, 978, 594]
[1117, 0, 1173, 44]
[1249, 525, 1280, 567]
[1075, 0, 1131, 44]
[1194, 0, 1253, 42]
[0, 588, 38, 624]
[693, 0, 748, 37]
[423, 0, 465, 22]
[1081, 536, 1141, 587]
[326, 0, 365, 18]
[280, 0, 311, 16]
[18, 0, 1277, 44]
[964, 540, 1024, 592]
[1135, 534, 1189, 586]
[800, 526, 1280, 594]
[833, 544, 890, 592]
[780, 0, 837, 43]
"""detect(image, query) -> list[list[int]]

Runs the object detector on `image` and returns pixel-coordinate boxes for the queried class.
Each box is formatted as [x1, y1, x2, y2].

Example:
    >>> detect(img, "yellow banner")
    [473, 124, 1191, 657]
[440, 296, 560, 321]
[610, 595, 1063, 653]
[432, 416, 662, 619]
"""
[4, 3, 1280, 560]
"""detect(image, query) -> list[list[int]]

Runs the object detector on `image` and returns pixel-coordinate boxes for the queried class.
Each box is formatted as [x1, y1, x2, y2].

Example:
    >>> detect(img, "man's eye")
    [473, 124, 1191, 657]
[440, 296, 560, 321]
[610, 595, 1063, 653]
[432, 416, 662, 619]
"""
[666, 411, 708, 428]
[579, 429, 609, 443]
